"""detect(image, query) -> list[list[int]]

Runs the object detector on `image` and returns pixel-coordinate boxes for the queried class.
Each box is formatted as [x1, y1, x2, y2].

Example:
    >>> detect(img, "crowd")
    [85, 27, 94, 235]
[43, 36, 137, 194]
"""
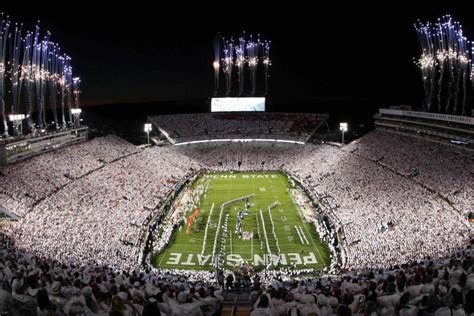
[0, 128, 472, 314]
[343, 129, 474, 212]
[0, 135, 139, 217]
[149, 113, 328, 143]
[1, 233, 473, 315]
[0, 233, 225, 315]
[247, 242, 474, 316]
[6, 146, 199, 270]
[1, 130, 472, 272]
[286, 145, 470, 269]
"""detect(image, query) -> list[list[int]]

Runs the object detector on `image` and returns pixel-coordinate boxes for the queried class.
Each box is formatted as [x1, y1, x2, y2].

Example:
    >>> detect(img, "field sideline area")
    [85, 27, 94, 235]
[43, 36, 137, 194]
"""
[152, 171, 331, 271]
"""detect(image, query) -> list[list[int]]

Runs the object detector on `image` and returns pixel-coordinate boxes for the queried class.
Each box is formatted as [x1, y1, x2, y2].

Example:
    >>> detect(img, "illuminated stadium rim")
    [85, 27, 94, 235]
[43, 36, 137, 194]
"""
[174, 139, 305, 146]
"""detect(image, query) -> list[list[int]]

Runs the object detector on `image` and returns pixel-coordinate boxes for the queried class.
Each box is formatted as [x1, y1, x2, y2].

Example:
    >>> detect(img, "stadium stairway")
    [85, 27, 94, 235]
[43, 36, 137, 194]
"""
[221, 306, 252, 316]
[221, 293, 253, 316]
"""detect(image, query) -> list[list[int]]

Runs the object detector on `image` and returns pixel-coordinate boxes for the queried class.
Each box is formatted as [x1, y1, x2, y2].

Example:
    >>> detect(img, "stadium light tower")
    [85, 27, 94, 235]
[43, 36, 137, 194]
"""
[339, 122, 348, 144]
[144, 123, 152, 145]
[71, 108, 82, 128]
[8, 114, 25, 136]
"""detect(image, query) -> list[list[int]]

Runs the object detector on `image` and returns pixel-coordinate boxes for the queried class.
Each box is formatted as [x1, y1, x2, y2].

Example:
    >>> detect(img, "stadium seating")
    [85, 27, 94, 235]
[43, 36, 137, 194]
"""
[149, 112, 329, 143]
[0, 129, 472, 315]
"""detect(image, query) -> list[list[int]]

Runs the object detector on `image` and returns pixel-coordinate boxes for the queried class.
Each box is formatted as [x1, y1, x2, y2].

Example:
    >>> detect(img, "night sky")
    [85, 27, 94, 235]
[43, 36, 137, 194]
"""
[2, 2, 472, 108]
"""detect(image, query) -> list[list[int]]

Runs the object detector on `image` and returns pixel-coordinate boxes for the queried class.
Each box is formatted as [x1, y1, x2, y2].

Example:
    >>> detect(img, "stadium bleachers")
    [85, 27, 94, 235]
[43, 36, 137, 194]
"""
[149, 112, 329, 143]
[0, 129, 473, 315]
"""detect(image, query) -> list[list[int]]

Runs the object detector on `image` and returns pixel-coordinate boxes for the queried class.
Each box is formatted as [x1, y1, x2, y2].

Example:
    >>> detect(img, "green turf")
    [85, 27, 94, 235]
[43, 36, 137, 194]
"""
[152, 171, 331, 271]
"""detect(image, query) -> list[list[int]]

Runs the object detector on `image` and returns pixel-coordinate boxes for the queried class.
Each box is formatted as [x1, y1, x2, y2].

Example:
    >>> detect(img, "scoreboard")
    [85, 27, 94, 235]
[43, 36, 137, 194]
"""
[211, 98, 265, 112]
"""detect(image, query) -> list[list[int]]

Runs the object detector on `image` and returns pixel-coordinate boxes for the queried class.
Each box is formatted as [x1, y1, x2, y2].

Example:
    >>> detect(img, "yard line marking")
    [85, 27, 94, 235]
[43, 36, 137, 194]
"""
[201, 203, 215, 258]
[295, 226, 305, 244]
[158, 248, 168, 266]
[298, 226, 310, 245]
[260, 208, 272, 257]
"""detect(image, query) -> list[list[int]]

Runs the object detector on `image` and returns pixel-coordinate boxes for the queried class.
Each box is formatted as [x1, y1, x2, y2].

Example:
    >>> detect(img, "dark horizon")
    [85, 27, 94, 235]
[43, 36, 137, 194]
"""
[2, 3, 473, 109]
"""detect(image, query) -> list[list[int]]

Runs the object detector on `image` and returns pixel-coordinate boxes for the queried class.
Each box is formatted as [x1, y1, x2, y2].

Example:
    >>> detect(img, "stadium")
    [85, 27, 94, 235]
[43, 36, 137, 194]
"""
[0, 8, 474, 316]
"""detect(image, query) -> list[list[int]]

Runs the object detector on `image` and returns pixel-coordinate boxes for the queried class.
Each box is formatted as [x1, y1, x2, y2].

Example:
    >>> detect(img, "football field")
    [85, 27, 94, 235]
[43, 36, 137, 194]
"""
[152, 171, 330, 271]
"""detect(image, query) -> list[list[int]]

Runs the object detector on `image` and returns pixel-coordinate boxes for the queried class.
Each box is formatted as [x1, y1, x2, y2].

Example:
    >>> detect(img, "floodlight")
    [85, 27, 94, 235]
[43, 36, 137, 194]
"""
[144, 123, 152, 145]
[8, 114, 25, 121]
[339, 122, 348, 144]
[339, 122, 348, 132]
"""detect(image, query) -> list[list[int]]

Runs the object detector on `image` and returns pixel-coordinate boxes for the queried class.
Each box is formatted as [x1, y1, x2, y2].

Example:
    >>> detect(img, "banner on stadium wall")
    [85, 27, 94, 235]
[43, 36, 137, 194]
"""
[379, 109, 474, 125]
